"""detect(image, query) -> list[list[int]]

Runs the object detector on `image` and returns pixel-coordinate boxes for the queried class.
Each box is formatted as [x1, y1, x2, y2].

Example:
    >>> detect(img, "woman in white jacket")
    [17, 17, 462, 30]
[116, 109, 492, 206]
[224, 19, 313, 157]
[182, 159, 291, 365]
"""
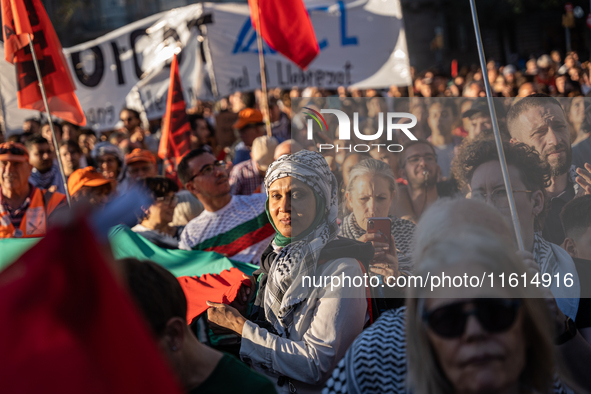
[206, 150, 370, 393]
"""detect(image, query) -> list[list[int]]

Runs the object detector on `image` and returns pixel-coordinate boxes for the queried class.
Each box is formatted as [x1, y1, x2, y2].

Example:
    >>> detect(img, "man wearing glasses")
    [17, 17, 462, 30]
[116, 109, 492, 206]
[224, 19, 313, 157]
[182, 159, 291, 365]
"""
[0, 142, 66, 238]
[453, 138, 580, 322]
[177, 148, 274, 264]
[391, 140, 442, 223]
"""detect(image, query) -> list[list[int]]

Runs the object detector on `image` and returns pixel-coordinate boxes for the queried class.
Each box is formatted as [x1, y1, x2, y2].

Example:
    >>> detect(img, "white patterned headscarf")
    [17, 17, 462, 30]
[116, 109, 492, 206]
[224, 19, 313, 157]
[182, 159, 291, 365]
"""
[263, 150, 338, 336]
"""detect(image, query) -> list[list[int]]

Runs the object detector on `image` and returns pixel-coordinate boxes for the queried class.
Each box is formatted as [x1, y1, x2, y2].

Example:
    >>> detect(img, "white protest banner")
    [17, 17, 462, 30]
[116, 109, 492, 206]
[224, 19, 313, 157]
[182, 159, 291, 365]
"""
[0, 9, 203, 133]
[203, 0, 411, 97]
[0, 0, 410, 134]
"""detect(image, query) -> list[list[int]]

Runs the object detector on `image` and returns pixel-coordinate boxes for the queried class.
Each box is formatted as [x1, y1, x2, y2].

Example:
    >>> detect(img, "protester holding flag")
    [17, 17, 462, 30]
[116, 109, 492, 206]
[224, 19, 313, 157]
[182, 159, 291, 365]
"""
[0, 142, 66, 238]
[206, 150, 370, 393]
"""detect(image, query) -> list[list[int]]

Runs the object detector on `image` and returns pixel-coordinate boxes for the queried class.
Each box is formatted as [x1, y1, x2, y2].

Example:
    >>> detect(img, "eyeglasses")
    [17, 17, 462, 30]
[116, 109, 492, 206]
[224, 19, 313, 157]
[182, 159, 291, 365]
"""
[188, 160, 225, 182]
[405, 153, 437, 165]
[471, 188, 532, 208]
[423, 299, 522, 338]
[155, 195, 179, 206]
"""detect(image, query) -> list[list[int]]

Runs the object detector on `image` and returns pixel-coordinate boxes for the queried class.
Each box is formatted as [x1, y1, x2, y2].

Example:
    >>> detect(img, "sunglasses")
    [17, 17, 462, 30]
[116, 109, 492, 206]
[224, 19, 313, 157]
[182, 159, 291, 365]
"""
[422, 299, 521, 338]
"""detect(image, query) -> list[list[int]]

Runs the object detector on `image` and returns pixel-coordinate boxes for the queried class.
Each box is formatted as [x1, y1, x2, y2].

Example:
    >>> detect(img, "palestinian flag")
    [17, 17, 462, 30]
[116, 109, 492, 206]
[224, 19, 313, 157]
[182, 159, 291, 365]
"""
[0, 226, 260, 325]
[109, 225, 258, 323]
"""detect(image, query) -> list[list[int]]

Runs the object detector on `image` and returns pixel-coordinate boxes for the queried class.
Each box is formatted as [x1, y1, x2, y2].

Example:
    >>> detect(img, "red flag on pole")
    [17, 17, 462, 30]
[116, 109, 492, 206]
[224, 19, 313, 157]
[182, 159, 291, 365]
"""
[248, 0, 320, 70]
[0, 219, 182, 394]
[1, 0, 86, 126]
[158, 54, 192, 182]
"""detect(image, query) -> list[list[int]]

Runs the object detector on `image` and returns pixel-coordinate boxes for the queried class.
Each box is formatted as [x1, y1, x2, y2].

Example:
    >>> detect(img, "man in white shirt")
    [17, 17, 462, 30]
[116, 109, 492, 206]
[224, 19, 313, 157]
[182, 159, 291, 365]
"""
[177, 148, 274, 264]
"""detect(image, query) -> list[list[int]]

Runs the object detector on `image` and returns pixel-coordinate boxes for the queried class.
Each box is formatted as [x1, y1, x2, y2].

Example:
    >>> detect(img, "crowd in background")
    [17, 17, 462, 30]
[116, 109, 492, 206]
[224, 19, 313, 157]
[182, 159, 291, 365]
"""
[4, 49, 591, 394]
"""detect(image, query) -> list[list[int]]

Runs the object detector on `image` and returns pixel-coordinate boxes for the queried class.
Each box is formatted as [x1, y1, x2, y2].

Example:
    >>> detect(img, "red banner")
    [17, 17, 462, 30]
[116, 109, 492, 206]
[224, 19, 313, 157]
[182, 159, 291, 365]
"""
[1, 0, 86, 125]
[158, 53, 192, 184]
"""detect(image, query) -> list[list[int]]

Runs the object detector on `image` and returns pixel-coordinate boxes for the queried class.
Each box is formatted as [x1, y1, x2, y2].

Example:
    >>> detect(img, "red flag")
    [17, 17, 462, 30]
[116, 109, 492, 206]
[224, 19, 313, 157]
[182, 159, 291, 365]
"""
[158, 54, 192, 183]
[0, 219, 183, 394]
[178, 267, 252, 323]
[248, 0, 319, 70]
[1, 0, 86, 125]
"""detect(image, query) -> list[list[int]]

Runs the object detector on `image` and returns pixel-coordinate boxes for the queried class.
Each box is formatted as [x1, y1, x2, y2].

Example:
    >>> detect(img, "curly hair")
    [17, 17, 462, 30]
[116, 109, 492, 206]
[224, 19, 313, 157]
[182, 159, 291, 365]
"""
[451, 137, 551, 231]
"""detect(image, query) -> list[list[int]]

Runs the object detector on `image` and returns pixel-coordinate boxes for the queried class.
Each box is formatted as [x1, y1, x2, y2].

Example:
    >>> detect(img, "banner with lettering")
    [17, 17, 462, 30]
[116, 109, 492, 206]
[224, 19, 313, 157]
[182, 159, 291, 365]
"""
[1, 0, 410, 134]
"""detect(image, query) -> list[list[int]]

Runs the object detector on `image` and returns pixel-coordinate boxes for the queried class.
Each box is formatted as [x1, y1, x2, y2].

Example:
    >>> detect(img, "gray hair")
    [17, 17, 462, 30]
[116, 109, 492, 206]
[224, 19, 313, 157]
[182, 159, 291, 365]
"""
[413, 198, 515, 258]
[346, 158, 396, 195]
[407, 227, 554, 394]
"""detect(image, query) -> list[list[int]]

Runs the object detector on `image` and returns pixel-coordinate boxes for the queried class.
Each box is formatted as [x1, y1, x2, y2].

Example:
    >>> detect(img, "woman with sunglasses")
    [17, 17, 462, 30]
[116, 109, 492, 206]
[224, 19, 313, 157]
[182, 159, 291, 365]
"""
[132, 176, 182, 249]
[407, 228, 568, 394]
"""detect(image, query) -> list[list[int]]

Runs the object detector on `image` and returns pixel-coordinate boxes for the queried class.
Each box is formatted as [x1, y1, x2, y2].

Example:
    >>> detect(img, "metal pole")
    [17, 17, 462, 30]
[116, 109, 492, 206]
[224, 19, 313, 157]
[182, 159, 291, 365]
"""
[253, 0, 273, 138]
[27, 34, 71, 207]
[468, 0, 525, 251]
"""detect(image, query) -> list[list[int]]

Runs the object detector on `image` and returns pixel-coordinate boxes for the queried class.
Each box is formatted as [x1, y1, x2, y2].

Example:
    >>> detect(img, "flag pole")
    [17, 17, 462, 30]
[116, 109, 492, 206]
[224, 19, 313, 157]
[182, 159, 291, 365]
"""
[253, 0, 273, 138]
[27, 34, 71, 207]
[468, 0, 524, 251]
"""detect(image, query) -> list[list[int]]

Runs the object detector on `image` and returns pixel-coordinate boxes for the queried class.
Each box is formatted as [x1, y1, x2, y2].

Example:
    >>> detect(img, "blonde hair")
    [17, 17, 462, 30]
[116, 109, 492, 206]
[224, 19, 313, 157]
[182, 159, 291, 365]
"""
[406, 227, 555, 394]
[346, 158, 397, 195]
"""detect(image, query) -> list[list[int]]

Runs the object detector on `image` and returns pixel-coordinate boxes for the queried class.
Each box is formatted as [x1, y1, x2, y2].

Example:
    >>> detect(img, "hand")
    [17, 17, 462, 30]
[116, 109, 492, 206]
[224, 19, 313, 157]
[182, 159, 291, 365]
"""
[576, 163, 591, 195]
[515, 250, 539, 278]
[206, 301, 247, 336]
[231, 274, 256, 315]
[129, 127, 144, 142]
[357, 232, 390, 260]
[369, 252, 399, 278]
[516, 251, 564, 335]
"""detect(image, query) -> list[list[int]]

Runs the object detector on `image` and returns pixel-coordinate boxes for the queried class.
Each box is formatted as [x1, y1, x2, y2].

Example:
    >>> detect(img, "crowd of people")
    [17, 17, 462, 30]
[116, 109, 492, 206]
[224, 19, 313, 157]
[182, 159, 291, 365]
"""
[3, 50, 591, 393]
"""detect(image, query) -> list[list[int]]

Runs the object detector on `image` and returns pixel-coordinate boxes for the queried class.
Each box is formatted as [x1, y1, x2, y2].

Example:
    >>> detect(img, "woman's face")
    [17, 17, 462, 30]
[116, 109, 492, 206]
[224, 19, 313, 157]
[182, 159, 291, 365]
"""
[423, 263, 527, 394]
[269, 177, 317, 238]
[347, 174, 394, 230]
[147, 192, 178, 225]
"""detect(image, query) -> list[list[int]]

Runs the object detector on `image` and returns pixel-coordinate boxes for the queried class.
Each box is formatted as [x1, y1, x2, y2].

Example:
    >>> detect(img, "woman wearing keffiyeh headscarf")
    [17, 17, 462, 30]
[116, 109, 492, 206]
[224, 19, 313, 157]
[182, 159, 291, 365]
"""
[206, 150, 373, 393]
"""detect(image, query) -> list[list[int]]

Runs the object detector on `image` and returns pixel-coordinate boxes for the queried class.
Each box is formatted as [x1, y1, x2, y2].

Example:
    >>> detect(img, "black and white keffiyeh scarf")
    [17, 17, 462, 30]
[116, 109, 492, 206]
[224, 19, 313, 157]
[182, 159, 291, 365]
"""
[262, 150, 339, 337]
[339, 212, 416, 257]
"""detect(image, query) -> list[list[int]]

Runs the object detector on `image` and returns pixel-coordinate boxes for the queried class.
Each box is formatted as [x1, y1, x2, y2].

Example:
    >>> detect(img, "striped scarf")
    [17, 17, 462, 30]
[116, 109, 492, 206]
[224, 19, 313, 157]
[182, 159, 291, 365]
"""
[262, 150, 338, 336]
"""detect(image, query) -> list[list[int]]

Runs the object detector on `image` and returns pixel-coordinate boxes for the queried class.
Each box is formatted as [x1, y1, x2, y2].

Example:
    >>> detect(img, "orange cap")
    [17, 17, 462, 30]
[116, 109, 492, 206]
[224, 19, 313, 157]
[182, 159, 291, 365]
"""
[68, 167, 111, 196]
[125, 149, 157, 165]
[232, 108, 264, 130]
[0, 142, 29, 162]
